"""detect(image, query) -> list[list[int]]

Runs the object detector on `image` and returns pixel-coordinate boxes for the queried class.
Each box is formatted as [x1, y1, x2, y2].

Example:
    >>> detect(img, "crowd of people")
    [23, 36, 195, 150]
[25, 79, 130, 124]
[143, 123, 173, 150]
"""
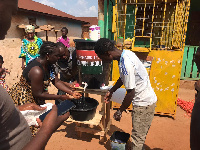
[1, 0, 200, 150]
[0, 0, 72, 149]
[0, 0, 81, 149]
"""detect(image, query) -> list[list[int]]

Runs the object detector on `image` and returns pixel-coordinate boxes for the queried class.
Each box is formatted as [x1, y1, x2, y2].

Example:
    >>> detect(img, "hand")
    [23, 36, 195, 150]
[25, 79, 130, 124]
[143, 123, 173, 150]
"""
[72, 91, 82, 99]
[69, 82, 76, 91]
[36, 105, 70, 135]
[59, 95, 70, 100]
[113, 110, 122, 121]
[104, 91, 113, 103]
[18, 103, 47, 111]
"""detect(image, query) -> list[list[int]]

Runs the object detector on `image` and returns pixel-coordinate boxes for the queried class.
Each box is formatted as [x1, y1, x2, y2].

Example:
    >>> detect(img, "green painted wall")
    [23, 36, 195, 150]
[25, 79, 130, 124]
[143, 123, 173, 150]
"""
[98, 20, 104, 38]
[181, 0, 200, 80]
[181, 45, 199, 80]
[125, 5, 135, 39]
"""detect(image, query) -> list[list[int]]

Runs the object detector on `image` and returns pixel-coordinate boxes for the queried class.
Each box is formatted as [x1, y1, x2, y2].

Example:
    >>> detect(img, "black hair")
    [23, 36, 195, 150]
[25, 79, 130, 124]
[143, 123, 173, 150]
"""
[61, 27, 68, 33]
[39, 41, 57, 58]
[56, 42, 65, 48]
[0, 55, 3, 62]
[94, 38, 115, 55]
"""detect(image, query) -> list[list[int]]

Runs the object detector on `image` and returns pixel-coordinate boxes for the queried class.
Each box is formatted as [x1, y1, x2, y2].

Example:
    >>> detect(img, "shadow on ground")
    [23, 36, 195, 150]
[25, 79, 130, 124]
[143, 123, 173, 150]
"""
[144, 144, 163, 150]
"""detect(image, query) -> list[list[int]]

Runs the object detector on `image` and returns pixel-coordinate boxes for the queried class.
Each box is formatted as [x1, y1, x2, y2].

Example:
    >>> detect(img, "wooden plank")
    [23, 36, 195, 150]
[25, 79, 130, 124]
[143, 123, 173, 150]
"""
[185, 47, 194, 78]
[75, 81, 114, 95]
[180, 77, 200, 81]
[101, 96, 106, 131]
[192, 47, 198, 78]
[75, 123, 82, 138]
[181, 46, 189, 78]
[104, 0, 108, 38]
[108, 0, 113, 40]
[75, 126, 103, 136]
[106, 102, 111, 127]
[68, 112, 103, 126]
[181, 46, 199, 79]
[131, 47, 151, 52]
[75, 87, 108, 95]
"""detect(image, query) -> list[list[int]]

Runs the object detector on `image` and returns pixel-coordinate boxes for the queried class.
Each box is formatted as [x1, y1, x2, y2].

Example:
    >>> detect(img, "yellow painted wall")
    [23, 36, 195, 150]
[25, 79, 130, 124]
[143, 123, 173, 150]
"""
[112, 50, 183, 118]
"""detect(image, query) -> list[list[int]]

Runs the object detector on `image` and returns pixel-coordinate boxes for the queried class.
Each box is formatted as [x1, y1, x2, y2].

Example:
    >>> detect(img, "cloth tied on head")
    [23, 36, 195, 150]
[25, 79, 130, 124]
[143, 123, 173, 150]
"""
[25, 25, 35, 33]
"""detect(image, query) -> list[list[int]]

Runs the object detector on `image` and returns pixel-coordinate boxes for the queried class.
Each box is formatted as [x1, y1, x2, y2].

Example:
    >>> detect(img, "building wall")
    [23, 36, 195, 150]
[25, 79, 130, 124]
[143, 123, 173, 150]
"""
[0, 11, 83, 87]
[36, 15, 82, 45]
[4, 11, 83, 44]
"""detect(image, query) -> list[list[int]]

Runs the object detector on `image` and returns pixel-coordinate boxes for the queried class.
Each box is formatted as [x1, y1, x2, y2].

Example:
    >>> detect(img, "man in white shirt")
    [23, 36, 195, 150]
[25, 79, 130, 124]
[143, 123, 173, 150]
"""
[94, 38, 157, 150]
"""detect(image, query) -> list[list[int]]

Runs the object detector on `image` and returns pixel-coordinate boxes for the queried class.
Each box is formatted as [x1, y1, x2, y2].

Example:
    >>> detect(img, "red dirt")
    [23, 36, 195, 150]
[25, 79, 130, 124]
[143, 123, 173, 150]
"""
[45, 80, 195, 150]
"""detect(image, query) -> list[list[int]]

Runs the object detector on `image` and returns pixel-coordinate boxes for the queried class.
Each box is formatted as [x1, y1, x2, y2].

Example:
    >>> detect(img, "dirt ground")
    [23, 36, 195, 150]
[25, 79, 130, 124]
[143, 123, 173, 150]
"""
[44, 80, 195, 150]
[0, 34, 194, 150]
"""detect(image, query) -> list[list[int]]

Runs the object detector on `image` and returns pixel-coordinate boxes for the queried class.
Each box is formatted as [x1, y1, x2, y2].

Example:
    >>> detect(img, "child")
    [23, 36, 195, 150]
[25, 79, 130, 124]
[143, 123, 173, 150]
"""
[57, 27, 70, 48]
[0, 55, 10, 92]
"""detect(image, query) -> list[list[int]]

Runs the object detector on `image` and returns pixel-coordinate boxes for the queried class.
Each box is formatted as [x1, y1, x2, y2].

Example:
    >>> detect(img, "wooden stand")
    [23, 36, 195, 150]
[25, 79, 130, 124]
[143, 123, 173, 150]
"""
[68, 87, 112, 142]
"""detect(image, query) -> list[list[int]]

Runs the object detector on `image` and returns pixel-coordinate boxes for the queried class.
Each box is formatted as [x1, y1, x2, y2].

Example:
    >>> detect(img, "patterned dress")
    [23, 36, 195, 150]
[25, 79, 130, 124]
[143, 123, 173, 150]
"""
[19, 36, 43, 65]
[8, 59, 55, 136]
[0, 68, 9, 92]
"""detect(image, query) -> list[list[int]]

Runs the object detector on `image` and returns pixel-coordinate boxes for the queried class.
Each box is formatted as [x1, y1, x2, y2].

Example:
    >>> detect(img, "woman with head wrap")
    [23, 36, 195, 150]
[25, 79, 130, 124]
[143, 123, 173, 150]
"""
[19, 25, 43, 69]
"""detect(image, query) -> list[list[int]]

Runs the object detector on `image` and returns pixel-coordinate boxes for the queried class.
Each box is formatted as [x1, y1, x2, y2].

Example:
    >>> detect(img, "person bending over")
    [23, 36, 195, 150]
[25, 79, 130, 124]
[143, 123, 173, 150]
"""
[9, 41, 81, 136]
[94, 38, 157, 150]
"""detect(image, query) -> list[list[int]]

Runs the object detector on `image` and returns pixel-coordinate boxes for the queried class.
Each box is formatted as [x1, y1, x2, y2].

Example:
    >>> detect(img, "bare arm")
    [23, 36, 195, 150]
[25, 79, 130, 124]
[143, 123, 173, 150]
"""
[52, 75, 73, 96]
[113, 88, 135, 121]
[52, 75, 81, 99]
[22, 57, 26, 70]
[22, 105, 70, 150]
[119, 89, 135, 112]
[17, 103, 47, 111]
[29, 66, 69, 101]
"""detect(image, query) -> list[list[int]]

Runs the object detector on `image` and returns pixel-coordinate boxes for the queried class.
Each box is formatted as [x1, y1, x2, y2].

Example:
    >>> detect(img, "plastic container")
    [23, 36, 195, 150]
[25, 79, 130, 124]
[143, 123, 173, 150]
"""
[74, 39, 103, 75]
[100, 86, 126, 104]
[110, 131, 130, 150]
[89, 25, 100, 41]
[110, 88, 126, 104]
[74, 39, 105, 89]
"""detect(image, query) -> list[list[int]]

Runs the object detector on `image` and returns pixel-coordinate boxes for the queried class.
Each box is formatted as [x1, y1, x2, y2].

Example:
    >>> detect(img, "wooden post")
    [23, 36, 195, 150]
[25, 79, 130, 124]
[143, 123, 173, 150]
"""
[55, 31, 58, 40]
[45, 30, 48, 41]
[98, 0, 104, 38]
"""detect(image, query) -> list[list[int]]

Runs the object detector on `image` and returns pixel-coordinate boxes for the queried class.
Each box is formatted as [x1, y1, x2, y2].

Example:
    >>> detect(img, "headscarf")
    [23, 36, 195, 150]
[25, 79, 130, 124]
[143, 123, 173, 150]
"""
[25, 25, 35, 33]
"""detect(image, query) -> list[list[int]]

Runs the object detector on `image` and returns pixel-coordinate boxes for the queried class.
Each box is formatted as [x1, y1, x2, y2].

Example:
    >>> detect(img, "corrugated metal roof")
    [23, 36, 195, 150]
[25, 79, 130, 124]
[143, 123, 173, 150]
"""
[18, 0, 89, 24]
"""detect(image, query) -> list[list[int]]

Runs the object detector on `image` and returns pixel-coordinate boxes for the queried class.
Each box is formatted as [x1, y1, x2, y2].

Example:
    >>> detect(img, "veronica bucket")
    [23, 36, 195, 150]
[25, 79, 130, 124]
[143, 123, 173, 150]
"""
[74, 39, 105, 89]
